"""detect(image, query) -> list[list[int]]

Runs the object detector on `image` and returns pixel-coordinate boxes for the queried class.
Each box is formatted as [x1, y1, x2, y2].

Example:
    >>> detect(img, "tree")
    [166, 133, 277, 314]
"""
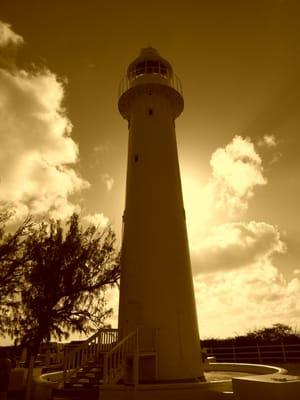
[201, 323, 300, 348]
[0, 209, 33, 336]
[9, 213, 120, 400]
[245, 323, 299, 344]
[13, 213, 120, 352]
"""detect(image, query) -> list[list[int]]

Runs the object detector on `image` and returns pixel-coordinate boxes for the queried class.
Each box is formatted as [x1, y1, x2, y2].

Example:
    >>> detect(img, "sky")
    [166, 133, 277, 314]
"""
[0, 0, 300, 340]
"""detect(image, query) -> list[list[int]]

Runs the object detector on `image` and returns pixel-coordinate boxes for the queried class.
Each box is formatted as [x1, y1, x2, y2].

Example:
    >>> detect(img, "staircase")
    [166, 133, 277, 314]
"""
[53, 355, 105, 400]
[52, 329, 118, 400]
[52, 328, 155, 400]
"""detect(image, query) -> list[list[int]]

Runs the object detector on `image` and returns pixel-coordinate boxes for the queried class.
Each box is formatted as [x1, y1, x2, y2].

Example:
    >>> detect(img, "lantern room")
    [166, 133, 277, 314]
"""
[127, 47, 173, 80]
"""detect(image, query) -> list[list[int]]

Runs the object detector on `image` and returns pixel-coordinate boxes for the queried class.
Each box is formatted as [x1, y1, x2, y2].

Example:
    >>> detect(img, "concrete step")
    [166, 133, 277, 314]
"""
[79, 372, 97, 378]
[72, 375, 101, 384]
[59, 355, 105, 397]
[81, 367, 102, 374]
[86, 361, 103, 368]
[221, 392, 235, 398]
[89, 367, 102, 373]
[53, 387, 99, 400]
[64, 378, 101, 389]
[66, 368, 103, 382]
[65, 381, 101, 388]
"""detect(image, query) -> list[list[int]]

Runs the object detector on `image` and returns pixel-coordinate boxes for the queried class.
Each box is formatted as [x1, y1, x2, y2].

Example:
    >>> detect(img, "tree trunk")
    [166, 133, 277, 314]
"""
[25, 354, 35, 400]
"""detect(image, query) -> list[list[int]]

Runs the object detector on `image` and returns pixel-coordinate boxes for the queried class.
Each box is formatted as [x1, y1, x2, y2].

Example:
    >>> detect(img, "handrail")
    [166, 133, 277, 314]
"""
[103, 330, 138, 385]
[61, 328, 118, 385]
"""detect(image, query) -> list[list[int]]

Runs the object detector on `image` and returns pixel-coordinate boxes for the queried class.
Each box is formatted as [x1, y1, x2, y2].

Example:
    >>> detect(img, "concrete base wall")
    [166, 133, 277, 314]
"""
[8, 367, 42, 391]
[32, 371, 61, 400]
[8, 368, 28, 391]
[100, 381, 232, 400]
[99, 362, 289, 400]
[232, 374, 300, 400]
[205, 362, 286, 375]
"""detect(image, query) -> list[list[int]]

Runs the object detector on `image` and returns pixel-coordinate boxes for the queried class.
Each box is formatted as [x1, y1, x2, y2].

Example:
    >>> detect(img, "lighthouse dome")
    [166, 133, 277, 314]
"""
[119, 48, 183, 120]
[127, 47, 173, 80]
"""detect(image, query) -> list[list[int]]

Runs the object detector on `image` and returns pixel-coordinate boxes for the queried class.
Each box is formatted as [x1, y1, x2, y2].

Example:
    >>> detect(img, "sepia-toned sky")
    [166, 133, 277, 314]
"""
[1, 0, 300, 341]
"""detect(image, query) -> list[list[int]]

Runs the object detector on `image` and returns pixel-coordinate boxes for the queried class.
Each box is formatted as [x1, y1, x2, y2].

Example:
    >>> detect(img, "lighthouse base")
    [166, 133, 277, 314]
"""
[100, 381, 231, 400]
[99, 363, 294, 400]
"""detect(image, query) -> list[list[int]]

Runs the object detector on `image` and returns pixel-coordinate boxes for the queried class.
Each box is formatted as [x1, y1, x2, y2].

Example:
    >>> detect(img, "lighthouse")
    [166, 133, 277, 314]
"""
[118, 48, 204, 382]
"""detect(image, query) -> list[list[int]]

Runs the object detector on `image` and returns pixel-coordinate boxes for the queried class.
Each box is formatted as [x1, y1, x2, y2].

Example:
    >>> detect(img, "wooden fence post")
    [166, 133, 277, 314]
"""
[257, 344, 262, 363]
[232, 344, 237, 362]
[282, 343, 287, 363]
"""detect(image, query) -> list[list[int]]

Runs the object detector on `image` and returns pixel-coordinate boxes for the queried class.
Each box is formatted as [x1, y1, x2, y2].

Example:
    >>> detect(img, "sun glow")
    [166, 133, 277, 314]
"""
[181, 171, 214, 249]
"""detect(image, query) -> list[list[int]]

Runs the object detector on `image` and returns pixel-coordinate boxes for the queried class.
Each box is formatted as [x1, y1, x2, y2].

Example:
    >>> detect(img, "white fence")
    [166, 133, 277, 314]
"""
[205, 343, 300, 363]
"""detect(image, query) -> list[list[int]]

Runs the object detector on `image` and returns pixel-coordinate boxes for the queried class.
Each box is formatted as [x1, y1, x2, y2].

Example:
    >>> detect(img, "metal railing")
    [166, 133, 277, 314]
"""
[118, 72, 183, 99]
[205, 343, 300, 364]
[103, 329, 138, 384]
[62, 328, 118, 384]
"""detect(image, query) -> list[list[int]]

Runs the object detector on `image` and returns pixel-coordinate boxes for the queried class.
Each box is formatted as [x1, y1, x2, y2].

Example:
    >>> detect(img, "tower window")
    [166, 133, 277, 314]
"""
[148, 108, 153, 116]
[134, 154, 139, 163]
[130, 60, 169, 79]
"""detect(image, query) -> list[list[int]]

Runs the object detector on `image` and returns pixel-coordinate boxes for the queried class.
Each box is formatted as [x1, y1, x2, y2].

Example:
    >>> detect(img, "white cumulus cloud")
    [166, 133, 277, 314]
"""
[0, 21, 23, 48]
[0, 21, 24, 70]
[257, 134, 277, 148]
[183, 135, 270, 249]
[101, 173, 114, 192]
[0, 21, 89, 221]
[209, 135, 267, 216]
[191, 221, 286, 274]
[194, 262, 300, 338]
[83, 213, 109, 228]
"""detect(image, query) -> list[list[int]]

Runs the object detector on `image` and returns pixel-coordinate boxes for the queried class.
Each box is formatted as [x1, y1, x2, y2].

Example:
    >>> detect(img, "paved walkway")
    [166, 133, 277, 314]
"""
[276, 363, 300, 376]
[204, 371, 254, 381]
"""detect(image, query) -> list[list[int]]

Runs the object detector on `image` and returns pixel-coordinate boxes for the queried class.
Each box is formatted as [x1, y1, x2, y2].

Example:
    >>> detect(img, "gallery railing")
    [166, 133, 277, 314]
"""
[118, 72, 183, 98]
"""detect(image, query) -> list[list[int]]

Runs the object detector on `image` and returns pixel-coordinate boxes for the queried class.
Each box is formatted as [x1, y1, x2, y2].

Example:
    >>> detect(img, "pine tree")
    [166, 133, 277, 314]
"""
[0, 209, 32, 336]
[13, 213, 120, 352]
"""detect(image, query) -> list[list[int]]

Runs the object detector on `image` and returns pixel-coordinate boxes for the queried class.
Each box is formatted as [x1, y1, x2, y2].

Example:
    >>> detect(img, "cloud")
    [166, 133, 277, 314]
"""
[183, 135, 269, 248]
[257, 134, 277, 148]
[0, 21, 89, 221]
[105, 286, 119, 328]
[0, 21, 23, 48]
[194, 262, 300, 338]
[191, 221, 286, 274]
[257, 134, 282, 166]
[0, 21, 24, 70]
[83, 213, 109, 228]
[93, 144, 109, 153]
[209, 135, 267, 216]
[101, 173, 114, 191]
[183, 135, 294, 337]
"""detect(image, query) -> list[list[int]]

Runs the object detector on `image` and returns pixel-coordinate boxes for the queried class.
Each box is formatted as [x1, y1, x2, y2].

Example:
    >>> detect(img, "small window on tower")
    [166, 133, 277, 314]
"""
[135, 61, 146, 76]
[134, 154, 139, 163]
[160, 64, 167, 76]
[148, 108, 153, 116]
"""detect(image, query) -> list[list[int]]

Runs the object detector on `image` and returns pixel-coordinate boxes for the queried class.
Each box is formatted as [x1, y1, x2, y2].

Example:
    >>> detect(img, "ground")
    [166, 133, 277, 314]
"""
[276, 363, 300, 376]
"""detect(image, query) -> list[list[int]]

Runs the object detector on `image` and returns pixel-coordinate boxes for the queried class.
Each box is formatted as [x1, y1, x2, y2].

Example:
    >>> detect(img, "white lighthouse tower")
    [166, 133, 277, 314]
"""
[118, 48, 204, 382]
